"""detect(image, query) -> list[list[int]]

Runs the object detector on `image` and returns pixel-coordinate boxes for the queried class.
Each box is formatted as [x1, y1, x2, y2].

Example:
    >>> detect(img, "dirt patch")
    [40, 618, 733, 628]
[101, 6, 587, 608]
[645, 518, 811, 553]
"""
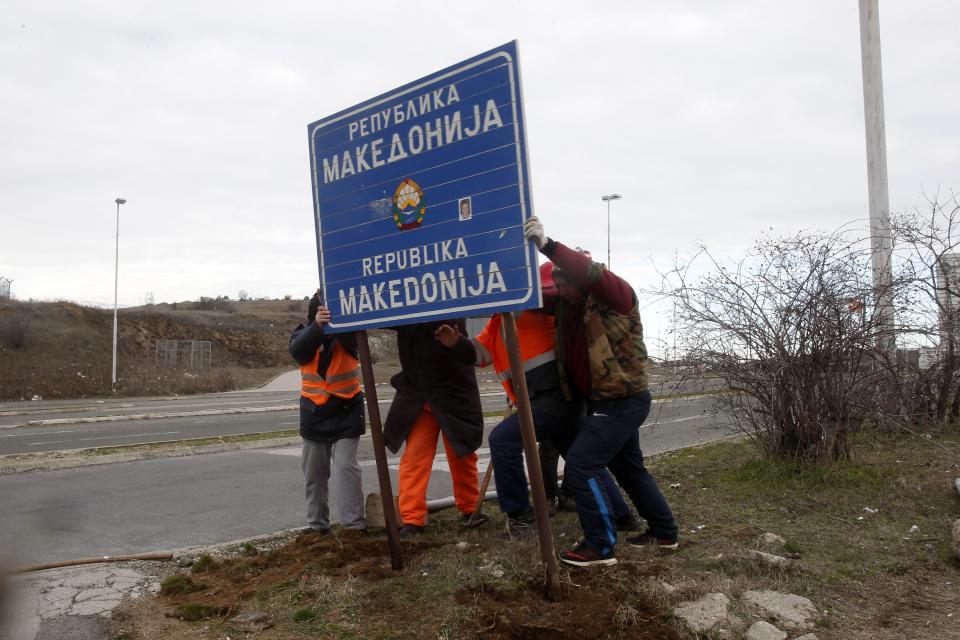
[162, 531, 420, 607]
[137, 530, 436, 631]
[460, 573, 680, 640]
[115, 510, 678, 639]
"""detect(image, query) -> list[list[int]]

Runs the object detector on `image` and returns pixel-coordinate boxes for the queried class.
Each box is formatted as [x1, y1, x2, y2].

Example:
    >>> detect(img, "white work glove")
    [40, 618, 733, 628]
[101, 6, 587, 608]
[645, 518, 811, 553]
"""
[523, 216, 546, 250]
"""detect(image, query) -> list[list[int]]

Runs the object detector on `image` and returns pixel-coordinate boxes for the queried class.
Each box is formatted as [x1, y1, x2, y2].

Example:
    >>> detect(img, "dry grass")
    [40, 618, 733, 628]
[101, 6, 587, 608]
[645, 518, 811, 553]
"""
[649, 425, 960, 638]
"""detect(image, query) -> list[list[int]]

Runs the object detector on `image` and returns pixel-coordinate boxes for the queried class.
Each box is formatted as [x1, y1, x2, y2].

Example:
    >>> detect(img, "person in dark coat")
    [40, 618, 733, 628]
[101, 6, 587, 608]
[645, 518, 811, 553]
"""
[383, 319, 488, 535]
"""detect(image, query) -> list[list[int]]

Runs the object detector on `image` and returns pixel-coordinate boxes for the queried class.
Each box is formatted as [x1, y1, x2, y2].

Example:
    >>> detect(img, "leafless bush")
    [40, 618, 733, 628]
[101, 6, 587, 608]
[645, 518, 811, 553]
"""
[659, 229, 896, 462]
[0, 305, 32, 349]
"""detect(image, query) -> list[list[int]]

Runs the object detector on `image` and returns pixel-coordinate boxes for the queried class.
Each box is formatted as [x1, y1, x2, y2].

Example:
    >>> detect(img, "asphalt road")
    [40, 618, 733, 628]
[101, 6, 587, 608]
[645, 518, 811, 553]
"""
[0, 394, 726, 566]
[0, 374, 721, 455]
[0, 387, 509, 455]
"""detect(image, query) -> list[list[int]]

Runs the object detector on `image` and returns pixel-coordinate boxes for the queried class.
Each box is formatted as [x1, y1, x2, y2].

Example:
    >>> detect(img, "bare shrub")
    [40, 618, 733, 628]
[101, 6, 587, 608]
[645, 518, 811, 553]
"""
[0, 305, 32, 348]
[659, 229, 895, 462]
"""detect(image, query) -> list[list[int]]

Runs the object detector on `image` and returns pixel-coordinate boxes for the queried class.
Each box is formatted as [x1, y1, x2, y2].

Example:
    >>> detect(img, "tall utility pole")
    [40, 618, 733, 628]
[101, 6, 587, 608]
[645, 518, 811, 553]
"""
[602, 193, 622, 269]
[858, 0, 895, 352]
[112, 197, 127, 390]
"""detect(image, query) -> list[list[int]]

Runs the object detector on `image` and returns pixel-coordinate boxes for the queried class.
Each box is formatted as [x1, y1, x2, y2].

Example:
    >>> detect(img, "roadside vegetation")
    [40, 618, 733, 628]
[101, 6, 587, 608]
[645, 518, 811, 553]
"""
[657, 192, 960, 465]
[116, 425, 959, 639]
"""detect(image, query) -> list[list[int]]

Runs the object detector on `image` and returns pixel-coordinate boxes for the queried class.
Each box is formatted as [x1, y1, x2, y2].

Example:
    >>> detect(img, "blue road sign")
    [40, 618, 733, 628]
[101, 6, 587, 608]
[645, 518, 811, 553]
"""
[307, 40, 541, 332]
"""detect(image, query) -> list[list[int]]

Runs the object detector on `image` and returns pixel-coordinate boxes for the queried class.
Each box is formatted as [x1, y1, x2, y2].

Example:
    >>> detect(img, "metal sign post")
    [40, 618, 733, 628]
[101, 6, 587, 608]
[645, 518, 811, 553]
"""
[502, 312, 562, 600]
[467, 404, 512, 525]
[356, 331, 403, 570]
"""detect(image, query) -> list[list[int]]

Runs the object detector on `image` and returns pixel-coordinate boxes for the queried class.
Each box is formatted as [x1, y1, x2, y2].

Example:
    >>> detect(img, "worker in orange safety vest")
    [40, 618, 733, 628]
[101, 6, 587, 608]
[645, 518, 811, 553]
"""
[289, 291, 366, 534]
[435, 263, 638, 536]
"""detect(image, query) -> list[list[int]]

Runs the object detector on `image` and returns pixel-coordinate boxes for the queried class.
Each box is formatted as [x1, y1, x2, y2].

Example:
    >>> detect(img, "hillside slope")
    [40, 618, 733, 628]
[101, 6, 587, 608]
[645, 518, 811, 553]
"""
[0, 299, 397, 401]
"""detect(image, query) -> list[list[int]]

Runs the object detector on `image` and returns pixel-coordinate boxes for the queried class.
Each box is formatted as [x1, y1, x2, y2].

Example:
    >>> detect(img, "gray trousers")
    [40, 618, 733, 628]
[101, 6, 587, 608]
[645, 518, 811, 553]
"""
[301, 436, 365, 530]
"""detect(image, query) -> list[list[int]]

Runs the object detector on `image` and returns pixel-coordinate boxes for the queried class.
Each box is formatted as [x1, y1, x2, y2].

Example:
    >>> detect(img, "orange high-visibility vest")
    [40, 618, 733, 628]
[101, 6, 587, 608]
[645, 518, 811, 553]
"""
[473, 312, 556, 405]
[300, 341, 361, 406]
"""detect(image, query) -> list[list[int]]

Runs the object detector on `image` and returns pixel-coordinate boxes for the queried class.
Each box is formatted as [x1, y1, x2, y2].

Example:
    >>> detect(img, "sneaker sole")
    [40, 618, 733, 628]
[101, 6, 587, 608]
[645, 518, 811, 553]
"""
[629, 540, 679, 551]
[559, 556, 618, 568]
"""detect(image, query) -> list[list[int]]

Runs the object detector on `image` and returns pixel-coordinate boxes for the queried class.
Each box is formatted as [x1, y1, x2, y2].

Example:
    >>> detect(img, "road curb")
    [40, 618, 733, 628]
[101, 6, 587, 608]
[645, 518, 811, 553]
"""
[0, 435, 303, 476]
[8, 405, 298, 429]
[0, 387, 510, 430]
[0, 416, 505, 475]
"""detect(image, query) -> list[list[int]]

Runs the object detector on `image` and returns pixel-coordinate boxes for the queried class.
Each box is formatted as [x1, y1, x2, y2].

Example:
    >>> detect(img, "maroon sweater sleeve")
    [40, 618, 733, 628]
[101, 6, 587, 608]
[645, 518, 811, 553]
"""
[544, 241, 636, 314]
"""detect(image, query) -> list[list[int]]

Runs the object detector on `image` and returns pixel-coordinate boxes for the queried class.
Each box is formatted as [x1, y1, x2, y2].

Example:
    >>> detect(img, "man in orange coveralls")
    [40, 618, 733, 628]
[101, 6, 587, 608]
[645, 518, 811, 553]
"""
[383, 320, 490, 536]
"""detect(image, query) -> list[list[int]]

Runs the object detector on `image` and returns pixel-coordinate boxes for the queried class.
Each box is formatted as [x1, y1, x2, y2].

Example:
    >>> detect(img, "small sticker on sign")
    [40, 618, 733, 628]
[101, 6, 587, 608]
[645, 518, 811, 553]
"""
[458, 197, 472, 222]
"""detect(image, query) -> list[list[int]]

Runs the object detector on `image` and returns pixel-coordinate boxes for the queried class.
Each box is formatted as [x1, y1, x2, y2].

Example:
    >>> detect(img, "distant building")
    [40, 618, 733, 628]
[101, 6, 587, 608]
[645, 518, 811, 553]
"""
[936, 253, 960, 350]
[918, 347, 938, 370]
[0, 277, 11, 300]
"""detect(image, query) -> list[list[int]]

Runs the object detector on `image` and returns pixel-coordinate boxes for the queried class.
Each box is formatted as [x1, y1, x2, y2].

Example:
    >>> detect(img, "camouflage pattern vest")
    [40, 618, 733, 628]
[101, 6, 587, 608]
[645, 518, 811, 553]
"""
[556, 292, 649, 401]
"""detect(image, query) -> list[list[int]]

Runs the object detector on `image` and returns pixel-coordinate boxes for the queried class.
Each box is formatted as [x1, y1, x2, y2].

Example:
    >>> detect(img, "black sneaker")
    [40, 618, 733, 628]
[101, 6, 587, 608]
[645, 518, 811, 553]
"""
[559, 541, 617, 567]
[627, 530, 679, 551]
[459, 511, 490, 528]
[615, 512, 642, 532]
[399, 523, 424, 538]
[505, 511, 535, 537]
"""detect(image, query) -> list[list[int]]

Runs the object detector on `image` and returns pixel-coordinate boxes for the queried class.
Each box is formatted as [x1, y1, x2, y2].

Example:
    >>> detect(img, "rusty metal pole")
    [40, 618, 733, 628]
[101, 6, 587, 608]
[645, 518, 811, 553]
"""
[501, 312, 562, 600]
[468, 459, 495, 525]
[356, 330, 403, 570]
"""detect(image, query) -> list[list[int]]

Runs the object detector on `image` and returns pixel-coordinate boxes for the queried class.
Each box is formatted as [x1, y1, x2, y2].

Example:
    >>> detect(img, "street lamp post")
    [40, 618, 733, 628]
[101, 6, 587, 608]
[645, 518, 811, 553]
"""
[601, 194, 622, 269]
[112, 197, 126, 391]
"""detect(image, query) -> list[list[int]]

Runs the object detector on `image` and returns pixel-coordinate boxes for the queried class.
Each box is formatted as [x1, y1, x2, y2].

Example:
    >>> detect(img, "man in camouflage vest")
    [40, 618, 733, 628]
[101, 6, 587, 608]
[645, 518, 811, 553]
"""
[524, 216, 679, 567]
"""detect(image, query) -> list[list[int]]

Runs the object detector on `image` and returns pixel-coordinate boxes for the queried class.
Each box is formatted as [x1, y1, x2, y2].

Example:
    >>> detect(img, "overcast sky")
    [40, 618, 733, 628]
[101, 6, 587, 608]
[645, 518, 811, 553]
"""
[1, 1, 957, 353]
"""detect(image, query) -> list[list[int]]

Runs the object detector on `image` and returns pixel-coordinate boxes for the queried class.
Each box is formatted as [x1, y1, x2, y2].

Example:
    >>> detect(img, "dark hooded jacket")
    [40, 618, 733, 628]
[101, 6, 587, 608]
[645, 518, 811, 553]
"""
[383, 319, 483, 457]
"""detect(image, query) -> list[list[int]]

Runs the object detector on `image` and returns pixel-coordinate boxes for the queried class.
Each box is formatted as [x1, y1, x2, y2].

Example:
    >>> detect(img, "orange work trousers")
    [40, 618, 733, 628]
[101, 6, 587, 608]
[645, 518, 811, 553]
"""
[398, 404, 479, 526]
